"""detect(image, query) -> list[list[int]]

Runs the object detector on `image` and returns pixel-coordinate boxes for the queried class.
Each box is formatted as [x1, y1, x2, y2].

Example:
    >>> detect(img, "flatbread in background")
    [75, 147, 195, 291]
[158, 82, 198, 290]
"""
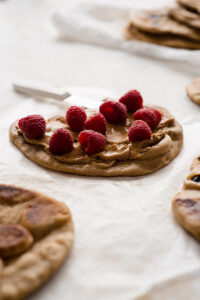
[0, 184, 74, 300]
[172, 157, 200, 242]
[125, 23, 200, 49]
[186, 77, 200, 105]
[129, 8, 200, 42]
[177, 0, 200, 14]
[169, 4, 200, 29]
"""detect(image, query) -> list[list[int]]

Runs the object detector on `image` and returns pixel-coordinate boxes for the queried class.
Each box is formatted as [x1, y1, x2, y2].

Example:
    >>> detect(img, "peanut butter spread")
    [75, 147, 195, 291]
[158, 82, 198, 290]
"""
[10, 105, 183, 176]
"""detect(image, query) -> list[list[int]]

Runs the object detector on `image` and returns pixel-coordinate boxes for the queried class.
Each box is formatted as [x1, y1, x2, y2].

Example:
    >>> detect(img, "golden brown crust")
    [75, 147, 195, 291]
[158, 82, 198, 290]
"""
[0, 184, 35, 204]
[21, 197, 70, 238]
[172, 157, 200, 241]
[9, 106, 183, 177]
[186, 77, 200, 105]
[0, 224, 33, 258]
[0, 184, 74, 300]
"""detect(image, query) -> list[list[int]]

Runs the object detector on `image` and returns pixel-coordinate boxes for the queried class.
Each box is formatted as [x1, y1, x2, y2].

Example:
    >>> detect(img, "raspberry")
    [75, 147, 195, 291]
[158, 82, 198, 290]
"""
[134, 108, 161, 129]
[18, 115, 46, 140]
[85, 113, 106, 134]
[119, 90, 143, 113]
[99, 101, 127, 124]
[18, 118, 25, 131]
[151, 108, 162, 124]
[49, 128, 73, 155]
[78, 130, 106, 155]
[66, 106, 87, 132]
[128, 120, 152, 142]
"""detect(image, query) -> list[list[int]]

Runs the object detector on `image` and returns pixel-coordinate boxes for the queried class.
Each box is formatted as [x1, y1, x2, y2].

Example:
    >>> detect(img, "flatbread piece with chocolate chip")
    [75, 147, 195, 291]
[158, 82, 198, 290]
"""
[172, 157, 200, 241]
[0, 184, 74, 300]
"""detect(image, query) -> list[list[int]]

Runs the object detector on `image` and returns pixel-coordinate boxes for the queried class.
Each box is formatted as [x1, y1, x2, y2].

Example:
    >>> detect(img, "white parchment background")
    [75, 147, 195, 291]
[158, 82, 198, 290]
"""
[0, 0, 200, 299]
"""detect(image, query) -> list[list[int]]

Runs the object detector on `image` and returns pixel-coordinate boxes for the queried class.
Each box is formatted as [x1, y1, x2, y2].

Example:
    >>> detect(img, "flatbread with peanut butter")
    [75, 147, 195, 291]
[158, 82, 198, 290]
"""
[169, 4, 200, 30]
[10, 105, 183, 177]
[177, 0, 200, 14]
[125, 8, 200, 49]
[172, 157, 200, 242]
[186, 77, 200, 105]
[0, 184, 74, 300]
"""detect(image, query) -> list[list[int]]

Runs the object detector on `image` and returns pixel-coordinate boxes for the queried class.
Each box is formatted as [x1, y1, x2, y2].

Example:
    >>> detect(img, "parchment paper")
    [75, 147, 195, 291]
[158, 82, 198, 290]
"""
[0, 0, 200, 299]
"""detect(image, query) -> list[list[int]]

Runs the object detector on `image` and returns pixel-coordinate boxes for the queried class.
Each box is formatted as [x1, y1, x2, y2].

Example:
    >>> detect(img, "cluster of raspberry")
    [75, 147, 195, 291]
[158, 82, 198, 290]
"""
[18, 90, 162, 156]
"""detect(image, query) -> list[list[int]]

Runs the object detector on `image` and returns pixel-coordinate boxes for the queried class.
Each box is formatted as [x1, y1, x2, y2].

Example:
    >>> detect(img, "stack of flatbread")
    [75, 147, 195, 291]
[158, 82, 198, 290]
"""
[125, 0, 200, 49]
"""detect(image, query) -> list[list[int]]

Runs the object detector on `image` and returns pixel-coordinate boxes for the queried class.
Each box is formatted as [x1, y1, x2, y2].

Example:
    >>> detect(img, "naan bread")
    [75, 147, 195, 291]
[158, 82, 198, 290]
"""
[0, 184, 74, 300]
[186, 77, 200, 105]
[129, 9, 200, 42]
[173, 157, 200, 241]
[125, 8, 200, 49]
[125, 23, 200, 49]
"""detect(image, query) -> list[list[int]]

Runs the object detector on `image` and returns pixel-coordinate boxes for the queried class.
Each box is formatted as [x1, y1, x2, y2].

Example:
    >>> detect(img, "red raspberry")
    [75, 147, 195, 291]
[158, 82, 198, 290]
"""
[18, 115, 46, 140]
[128, 120, 152, 142]
[66, 106, 87, 132]
[99, 101, 127, 124]
[85, 113, 106, 134]
[18, 118, 25, 131]
[119, 90, 143, 113]
[78, 130, 106, 155]
[49, 128, 73, 155]
[134, 108, 161, 129]
[151, 108, 162, 124]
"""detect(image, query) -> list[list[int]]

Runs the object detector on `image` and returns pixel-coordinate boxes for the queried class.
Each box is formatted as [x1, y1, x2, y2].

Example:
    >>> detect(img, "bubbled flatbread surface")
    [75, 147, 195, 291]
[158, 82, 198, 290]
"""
[0, 184, 74, 300]
[9, 105, 183, 177]
[173, 157, 200, 242]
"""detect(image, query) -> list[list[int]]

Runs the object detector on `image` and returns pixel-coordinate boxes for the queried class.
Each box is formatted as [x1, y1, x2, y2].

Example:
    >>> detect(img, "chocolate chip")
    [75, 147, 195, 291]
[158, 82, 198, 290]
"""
[192, 175, 200, 183]
[150, 14, 160, 20]
[176, 198, 196, 207]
